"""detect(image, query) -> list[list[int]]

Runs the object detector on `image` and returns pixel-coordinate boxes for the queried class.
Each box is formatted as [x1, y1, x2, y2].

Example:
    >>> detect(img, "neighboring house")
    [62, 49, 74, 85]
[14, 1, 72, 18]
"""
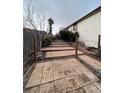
[64, 6, 101, 48]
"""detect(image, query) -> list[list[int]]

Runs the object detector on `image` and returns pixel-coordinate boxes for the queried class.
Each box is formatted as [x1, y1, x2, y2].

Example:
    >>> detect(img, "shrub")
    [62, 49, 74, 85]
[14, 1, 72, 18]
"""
[54, 33, 60, 40]
[59, 30, 79, 42]
[41, 35, 52, 47]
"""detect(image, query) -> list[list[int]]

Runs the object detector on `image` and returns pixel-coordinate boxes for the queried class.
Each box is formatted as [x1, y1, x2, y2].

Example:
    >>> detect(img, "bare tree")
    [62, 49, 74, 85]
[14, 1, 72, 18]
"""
[23, 0, 36, 30]
[36, 10, 46, 31]
[23, 0, 46, 31]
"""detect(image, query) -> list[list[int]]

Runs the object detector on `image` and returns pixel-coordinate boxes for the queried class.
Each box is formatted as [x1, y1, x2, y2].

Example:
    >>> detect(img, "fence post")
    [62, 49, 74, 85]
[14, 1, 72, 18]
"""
[69, 33, 71, 46]
[98, 34, 101, 57]
[75, 35, 78, 58]
[33, 36, 37, 63]
[98, 35, 101, 48]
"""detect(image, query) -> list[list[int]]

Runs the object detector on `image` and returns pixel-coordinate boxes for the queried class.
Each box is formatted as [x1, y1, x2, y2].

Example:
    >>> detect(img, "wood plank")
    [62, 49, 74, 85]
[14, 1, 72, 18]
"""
[83, 84, 100, 93]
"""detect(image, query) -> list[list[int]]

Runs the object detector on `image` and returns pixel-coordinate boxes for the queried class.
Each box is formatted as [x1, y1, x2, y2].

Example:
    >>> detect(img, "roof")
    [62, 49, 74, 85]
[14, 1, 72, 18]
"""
[64, 6, 101, 30]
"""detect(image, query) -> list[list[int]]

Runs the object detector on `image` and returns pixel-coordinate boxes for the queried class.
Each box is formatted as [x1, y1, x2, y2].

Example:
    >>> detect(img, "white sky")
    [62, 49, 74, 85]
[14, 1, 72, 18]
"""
[23, 0, 101, 34]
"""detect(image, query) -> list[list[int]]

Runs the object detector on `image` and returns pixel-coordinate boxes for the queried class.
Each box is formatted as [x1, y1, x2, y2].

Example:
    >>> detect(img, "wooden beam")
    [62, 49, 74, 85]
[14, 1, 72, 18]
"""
[75, 36, 78, 58]
[33, 36, 37, 63]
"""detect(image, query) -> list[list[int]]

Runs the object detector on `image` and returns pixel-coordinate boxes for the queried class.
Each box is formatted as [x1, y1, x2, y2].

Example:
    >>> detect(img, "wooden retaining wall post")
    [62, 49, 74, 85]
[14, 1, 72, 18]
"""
[33, 36, 37, 63]
[75, 35, 78, 58]
[98, 34, 101, 57]
[98, 35, 101, 48]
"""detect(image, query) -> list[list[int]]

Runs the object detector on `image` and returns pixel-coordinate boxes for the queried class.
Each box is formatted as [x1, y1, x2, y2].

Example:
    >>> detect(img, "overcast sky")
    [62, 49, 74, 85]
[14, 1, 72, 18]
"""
[24, 0, 101, 34]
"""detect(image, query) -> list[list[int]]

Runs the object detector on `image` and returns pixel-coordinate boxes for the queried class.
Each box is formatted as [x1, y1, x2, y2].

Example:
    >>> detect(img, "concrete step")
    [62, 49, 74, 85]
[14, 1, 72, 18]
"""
[45, 50, 84, 59]
[41, 46, 75, 52]
[50, 44, 70, 47]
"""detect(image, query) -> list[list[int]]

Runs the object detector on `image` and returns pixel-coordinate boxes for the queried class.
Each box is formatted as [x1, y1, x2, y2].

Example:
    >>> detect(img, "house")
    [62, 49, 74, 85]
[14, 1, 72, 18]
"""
[64, 6, 101, 48]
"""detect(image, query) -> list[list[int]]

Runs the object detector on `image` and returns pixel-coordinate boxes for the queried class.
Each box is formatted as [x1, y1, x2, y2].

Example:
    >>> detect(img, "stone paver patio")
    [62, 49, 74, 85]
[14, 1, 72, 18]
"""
[24, 40, 101, 93]
[24, 58, 100, 93]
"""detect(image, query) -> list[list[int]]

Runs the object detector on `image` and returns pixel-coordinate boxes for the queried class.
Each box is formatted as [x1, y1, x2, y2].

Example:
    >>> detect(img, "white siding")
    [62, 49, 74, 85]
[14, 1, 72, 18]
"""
[68, 26, 73, 31]
[77, 12, 101, 48]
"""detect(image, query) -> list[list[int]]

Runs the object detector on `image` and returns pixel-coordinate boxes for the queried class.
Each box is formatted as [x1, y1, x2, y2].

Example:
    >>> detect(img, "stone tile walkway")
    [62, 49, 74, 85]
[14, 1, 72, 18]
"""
[24, 40, 101, 93]
[24, 58, 100, 93]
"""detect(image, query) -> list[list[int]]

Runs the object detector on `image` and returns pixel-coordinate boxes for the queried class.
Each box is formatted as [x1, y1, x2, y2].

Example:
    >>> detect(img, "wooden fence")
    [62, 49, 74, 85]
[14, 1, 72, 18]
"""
[23, 28, 42, 87]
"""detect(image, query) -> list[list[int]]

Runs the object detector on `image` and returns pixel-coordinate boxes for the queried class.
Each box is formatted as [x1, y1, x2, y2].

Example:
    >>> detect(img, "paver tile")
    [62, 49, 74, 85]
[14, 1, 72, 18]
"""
[54, 78, 69, 92]
[74, 65, 100, 82]
[39, 81, 55, 93]
[61, 64, 77, 77]
[55, 88, 69, 93]
[25, 74, 41, 88]
[66, 76, 82, 91]
[94, 81, 101, 90]
[76, 73, 91, 87]
[68, 88, 84, 93]
[52, 61, 63, 71]
[43, 62, 52, 73]
[24, 86, 40, 93]
[25, 67, 43, 88]
[35, 63, 44, 69]
[42, 71, 53, 84]
[53, 70, 65, 80]
[83, 84, 100, 93]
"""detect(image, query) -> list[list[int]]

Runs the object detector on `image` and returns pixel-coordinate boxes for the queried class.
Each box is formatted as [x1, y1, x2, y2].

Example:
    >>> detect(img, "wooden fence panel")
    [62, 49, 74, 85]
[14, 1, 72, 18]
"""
[23, 28, 42, 87]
